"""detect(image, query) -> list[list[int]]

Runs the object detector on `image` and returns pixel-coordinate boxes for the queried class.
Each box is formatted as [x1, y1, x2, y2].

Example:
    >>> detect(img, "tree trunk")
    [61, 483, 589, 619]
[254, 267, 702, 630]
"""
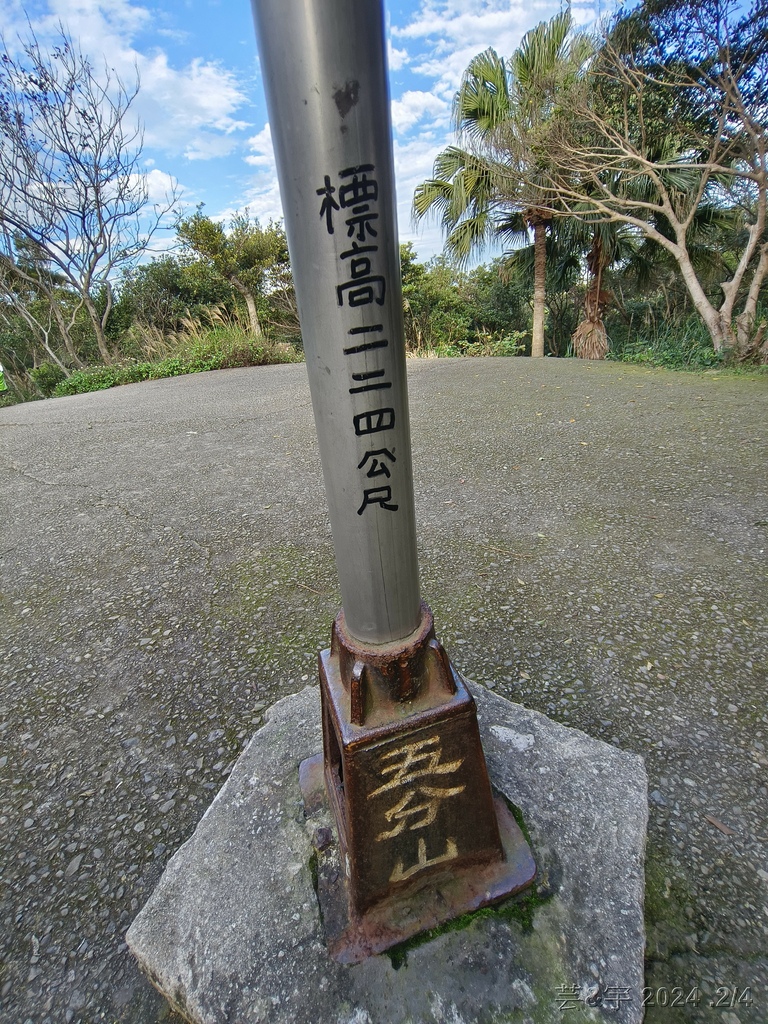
[531, 219, 546, 358]
[675, 249, 733, 352]
[679, 252, 767, 358]
[230, 277, 263, 337]
[50, 300, 84, 368]
[83, 294, 113, 364]
[734, 313, 768, 362]
[572, 231, 608, 359]
[733, 246, 768, 357]
[14, 302, 70, 374]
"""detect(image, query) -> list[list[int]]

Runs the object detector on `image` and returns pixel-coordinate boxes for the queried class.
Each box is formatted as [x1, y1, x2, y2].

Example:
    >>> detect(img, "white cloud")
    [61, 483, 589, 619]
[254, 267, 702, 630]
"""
[120, 166, 182, 231]
[141, 231, 181, 261]
[391, 0, 612, 97]
[131, 51, 250, 156]
[182, 132, 241, 162]
[388, 41, 410, 71]
[392, 135, 446, 257]
[242, 176, 284, 226]
[571, 2, 606, 28]
[143, 167, 181, 204]
[391, 90, 450, 134]
[156, 26, 191, 45]
[217, 175, 284, 228]
[396, 0, 532, 44]
[0, 0, 251, 161]
[233, 121, 283, 225]
[395, 1, 546, 98]
[244, 124, 275, 168]
[395, 133, 443, 172]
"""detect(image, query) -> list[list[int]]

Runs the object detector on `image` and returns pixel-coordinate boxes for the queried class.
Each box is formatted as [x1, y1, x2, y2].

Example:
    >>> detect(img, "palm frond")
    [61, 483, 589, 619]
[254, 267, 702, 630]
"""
[454, 49, 512, 140]
[513, 11, 572, 93]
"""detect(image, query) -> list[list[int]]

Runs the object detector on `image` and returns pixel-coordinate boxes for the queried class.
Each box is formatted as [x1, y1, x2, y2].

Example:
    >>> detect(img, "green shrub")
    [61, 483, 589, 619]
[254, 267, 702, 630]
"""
[53, 366, 125, 396]
[30, 362, 68, 397]
[415, 329, 527, 359]
[149, 356, 186, 378]
[466, 330, 527, 357]
[119, 362, 153, 384]
[50, 318, 303, 399]
[608, 317, 722, 369]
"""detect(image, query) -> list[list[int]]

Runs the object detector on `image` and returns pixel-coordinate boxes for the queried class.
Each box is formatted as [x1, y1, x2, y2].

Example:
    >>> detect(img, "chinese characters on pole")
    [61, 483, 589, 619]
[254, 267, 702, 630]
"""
[251, 0, 420, 645]
[316, 164, 400, 519]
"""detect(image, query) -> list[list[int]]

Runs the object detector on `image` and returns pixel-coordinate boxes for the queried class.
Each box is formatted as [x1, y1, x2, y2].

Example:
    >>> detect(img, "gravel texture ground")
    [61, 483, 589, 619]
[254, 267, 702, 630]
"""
[0, 357, 766, 1024]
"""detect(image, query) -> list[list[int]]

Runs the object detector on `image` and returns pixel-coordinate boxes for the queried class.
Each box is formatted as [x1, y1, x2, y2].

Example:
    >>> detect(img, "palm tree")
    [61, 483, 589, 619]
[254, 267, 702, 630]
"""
[564, 216, 634, 359]
[413, 12, 592, 357]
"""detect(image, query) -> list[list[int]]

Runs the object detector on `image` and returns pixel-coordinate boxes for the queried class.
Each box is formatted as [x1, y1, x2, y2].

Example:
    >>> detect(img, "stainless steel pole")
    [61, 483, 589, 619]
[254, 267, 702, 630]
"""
[250, 0, 421, 645]
[251, 4, 537, 958]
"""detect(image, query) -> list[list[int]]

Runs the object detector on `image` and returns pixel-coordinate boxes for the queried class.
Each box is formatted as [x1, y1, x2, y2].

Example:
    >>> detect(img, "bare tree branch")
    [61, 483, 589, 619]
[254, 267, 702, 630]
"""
[0, 24, 178, 364]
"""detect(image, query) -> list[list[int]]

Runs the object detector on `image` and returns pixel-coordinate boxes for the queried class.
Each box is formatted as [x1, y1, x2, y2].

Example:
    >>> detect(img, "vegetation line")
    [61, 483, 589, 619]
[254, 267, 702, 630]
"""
[2, 0, 767, 408]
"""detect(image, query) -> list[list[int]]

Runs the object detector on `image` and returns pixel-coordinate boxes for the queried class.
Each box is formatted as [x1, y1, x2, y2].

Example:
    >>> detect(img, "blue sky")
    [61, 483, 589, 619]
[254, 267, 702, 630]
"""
[1, 0, 618, 263]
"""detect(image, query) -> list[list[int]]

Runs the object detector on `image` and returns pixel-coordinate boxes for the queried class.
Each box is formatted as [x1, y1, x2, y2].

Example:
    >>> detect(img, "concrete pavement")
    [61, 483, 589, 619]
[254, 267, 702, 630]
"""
[1, 358, 766, 1023]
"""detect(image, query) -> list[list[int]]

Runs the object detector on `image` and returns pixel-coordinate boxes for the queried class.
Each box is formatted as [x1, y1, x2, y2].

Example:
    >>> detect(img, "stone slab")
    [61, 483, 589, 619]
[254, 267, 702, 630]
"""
[126, 682, 648, 1024]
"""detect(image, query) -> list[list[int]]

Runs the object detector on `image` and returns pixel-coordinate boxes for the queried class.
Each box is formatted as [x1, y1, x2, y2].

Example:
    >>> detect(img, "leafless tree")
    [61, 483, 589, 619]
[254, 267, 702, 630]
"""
[0, 256, 69, 370]
[0, 27, 177, 364]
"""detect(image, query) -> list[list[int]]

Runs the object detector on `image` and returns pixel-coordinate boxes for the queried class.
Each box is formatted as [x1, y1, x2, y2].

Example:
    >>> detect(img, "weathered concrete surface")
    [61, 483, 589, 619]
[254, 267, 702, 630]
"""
[127, 683, 647, 1024]
[1, 359, 766, 1023]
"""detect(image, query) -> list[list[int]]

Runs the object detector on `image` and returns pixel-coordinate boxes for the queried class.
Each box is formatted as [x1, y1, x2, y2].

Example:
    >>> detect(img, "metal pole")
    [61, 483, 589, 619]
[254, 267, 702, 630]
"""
[250, 0, 421, 645]
[251, 2, 536, 959]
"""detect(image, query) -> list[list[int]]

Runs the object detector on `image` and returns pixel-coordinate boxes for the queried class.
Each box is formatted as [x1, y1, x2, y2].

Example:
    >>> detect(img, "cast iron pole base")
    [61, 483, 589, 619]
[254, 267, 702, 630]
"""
[299, 602, 536, 963]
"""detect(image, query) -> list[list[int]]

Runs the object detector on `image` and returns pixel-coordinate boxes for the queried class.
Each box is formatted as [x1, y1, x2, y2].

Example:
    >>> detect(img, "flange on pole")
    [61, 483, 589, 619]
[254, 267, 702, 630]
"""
[250, 0, 535, 962]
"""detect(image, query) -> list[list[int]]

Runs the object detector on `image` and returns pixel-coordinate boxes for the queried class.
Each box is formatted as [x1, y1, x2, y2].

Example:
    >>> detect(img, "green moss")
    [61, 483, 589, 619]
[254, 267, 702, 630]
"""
[502, 794, 533, 847]
[308, 849, 319, 897]
[386, 885, 559, 993]
[644, 845, 695, 963]
[207, 543, 340, 684]
[223, 724, 242, 751]
[387, 802, 550, 970]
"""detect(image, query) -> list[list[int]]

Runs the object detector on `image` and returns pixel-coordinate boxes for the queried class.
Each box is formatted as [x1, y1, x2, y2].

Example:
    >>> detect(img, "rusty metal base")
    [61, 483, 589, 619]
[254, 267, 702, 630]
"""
[299, 752, 536, 965]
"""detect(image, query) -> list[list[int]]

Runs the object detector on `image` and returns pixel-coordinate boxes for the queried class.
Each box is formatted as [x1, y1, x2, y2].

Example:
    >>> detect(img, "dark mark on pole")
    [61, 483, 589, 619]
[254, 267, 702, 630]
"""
[333, 80, 360, 118]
